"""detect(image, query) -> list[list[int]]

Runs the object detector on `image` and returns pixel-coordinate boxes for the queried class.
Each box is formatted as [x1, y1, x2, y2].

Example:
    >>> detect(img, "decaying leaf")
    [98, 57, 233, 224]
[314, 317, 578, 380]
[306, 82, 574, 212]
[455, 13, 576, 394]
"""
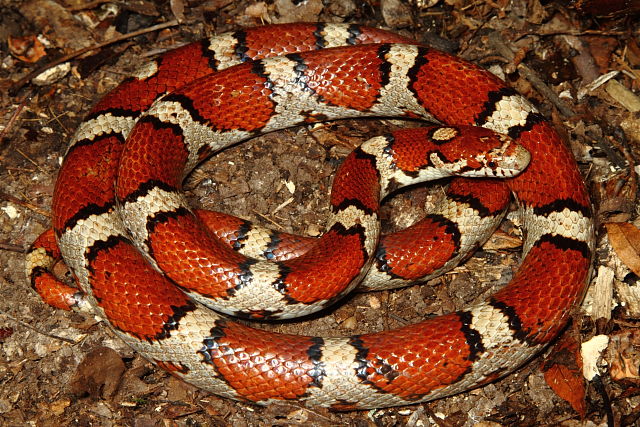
[605, 222, 640, 276]
[605, 80, 640, 112]
[609, 330, 640, 382]
[8, 35, 46, 63]
[541, 336, 587, 417]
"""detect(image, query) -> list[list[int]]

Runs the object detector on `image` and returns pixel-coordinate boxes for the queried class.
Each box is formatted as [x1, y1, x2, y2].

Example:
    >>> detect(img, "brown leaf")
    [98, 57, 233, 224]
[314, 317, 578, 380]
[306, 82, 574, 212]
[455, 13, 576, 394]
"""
[69, 346, 126, 399]
[572, 0, 640, 17]
[609, 330, 640, 382]
[627, 38, 640, 67]
[121, 0, 159, 16]
[170, 0, 185, 22]
[164, 403, 201, 419]
[605, 222, 640, 276]
[541, 336, 586, 417]
[8, 35, 46, 63]
[583, 36, 618, 74]
[48, 398, 71, 416]
[482, 229, 523, 251]
[0, 327, 13, 340]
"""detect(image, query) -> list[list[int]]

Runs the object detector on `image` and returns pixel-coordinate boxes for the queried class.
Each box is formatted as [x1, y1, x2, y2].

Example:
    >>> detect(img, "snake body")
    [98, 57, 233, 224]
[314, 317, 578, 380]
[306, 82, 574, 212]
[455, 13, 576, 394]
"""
[27, 23, 593, 409]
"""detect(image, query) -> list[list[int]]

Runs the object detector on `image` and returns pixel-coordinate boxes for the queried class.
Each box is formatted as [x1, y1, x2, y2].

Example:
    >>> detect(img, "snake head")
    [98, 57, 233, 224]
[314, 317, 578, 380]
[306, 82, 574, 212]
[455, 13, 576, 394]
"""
[448, 132, 531, 179]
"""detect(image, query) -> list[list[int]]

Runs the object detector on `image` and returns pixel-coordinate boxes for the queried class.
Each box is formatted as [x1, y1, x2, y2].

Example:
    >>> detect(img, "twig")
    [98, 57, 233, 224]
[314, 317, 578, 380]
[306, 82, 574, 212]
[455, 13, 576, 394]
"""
[0, 242, 25, 253]
[10, 19, 182, 95]
[423, 405, 455, 427]
[592, 375, 615, 427]
[614, 53, 640, 81]
[522, 29, 628, 38]
[66, 0, 112, 11]
[488, 32, 576, 118]
[0, 309, 76, 344]
[266, 402, 336, 424]
[0, 90, 33, 141]
[47, 106, 70, 134]
[388, 313, 410, 325]
[0, 190, 50, 218]
[607, 132, 638, 205]
[252, 210, 285, 231]
[15, 147, 46, 173]
[140, 42, 190, 59]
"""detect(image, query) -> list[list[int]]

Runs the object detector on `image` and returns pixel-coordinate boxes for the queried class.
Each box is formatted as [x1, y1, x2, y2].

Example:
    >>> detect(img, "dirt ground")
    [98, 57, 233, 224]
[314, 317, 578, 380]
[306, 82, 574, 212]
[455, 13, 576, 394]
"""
[2, 0, 640, 425]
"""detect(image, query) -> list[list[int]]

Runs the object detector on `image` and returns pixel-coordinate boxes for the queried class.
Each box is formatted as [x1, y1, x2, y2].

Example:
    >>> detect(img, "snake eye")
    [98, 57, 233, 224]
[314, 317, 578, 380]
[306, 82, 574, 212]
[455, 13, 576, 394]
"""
[487, 160, 497, 168]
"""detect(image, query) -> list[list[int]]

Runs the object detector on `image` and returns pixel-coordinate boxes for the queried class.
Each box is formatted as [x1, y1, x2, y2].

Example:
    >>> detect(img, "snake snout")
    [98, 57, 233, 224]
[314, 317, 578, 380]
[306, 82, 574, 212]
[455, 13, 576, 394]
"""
[493, 142, 531, 177]
[456, 139, 531, 179]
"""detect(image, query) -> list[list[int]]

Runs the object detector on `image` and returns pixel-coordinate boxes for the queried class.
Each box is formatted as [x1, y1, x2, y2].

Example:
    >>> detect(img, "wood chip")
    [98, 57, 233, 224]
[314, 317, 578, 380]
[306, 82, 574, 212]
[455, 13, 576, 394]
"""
[605, 79, 640, 112]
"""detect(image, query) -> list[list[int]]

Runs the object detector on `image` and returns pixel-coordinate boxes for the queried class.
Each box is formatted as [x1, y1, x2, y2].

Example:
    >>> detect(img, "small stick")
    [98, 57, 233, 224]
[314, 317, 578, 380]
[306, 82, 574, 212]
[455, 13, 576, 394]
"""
[0, 309, 76, 345]
[252, 210, 285, 231]
[488, 32, 576, 118]
[66, 0, 112, 11]
[47, 106, 70, 134]
[15, 148, 46, 173]
[607, 133, 638, 204]
[0, 242, 25, 253]
[0, 190, 50, 218]
[525, 29, 627, 38]
[10, 19, 182, 95]
[0, 90, 33, 141]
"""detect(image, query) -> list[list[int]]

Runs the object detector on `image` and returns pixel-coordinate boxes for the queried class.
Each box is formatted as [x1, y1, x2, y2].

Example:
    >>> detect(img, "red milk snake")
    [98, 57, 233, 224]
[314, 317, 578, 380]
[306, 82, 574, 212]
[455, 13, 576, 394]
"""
[27, 23, 594, 409]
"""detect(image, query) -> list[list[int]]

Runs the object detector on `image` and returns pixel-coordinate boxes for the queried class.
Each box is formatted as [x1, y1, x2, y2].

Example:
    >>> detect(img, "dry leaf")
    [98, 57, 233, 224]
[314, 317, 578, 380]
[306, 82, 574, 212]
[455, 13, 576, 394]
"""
[572, 0, 640, 17]
[122, 0, 159, 16]
[32, 62, 71, 86]
[482, 229, 522, 251]
[48, 398, 71, 416]
[605, 80, 640, 112]
[69, 346, 125, 399]
[170, 0, 185, 22]
[581, 334, 609, 381]
[245, 1, 269, 19]
[583, 36, 618, 74]
[609, 330, 640, 382]
[541, 336, 586, 417]
[8, 35, 46, 63]
[0, 327, 13, 340]
[605, 222, 640, 276]
[627, 38, 640, 67]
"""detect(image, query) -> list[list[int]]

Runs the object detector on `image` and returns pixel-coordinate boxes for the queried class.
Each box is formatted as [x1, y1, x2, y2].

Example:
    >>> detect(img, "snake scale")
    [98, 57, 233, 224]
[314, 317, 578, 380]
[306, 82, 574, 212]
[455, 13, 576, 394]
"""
[27, 23, 594, 409]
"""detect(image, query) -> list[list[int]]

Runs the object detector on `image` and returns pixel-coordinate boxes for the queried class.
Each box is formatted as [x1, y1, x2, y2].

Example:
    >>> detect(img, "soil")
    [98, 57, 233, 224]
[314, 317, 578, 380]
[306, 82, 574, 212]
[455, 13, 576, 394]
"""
[2, 0, 640, 426]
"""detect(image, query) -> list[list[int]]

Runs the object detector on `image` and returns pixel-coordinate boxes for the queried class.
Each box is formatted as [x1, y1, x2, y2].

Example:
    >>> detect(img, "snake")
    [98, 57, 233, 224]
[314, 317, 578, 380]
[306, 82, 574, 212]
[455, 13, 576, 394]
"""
[27, 22, 594, 409]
